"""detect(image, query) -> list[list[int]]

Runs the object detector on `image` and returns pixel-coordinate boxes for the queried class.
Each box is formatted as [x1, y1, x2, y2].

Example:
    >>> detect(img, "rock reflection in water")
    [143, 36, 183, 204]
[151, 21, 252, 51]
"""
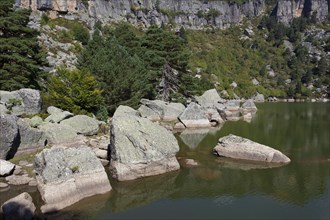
[216, 157, 287, 171]
[179, 125, 223, 149]
[109, 171, 179, 213]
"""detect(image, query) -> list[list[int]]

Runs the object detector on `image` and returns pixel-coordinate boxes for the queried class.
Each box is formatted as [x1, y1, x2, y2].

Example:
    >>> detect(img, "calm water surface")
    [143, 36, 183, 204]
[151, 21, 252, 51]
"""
[2, 103, 330, 220]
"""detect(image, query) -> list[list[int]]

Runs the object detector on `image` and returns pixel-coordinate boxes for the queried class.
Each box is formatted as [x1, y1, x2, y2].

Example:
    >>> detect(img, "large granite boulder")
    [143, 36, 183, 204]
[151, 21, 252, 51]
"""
[17, 118, 46, 155]
[0, 114, 19, 159]
[45, 106, 73, 123]
[242, 100, 257, 112]
[139, 99, 185, 121]
[213, 134, 291, 163]
[1, 192, 36, 220]
[113, 105, 140, 118]
[110, 106, 180, 181]
[39, 123, 78, 145]
[0, 89, 41, 116]
[34, 145, 112, 213]
[60, 115, 99, 136]
[0, 160, 15, 176]
[195, 89, 224, 107]
[178, 102, 211, 128]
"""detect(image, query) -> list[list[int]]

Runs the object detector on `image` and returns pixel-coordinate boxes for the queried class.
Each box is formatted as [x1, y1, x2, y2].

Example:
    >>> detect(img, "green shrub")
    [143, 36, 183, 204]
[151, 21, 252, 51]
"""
[43, 68, 104, 116]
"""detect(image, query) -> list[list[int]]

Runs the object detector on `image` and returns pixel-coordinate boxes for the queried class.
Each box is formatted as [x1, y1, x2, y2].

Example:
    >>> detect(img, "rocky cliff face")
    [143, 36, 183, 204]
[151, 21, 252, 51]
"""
[15, 0, 329, 28]
[276, 0, 329, 25]
[16, 0, 265, 29]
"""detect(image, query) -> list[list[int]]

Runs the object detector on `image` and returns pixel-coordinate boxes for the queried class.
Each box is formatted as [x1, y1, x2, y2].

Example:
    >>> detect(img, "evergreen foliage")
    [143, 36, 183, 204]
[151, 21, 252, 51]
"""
[0, 0, 46, 91]
[79, 23, 202, 113]
[43, 68, 105, 117]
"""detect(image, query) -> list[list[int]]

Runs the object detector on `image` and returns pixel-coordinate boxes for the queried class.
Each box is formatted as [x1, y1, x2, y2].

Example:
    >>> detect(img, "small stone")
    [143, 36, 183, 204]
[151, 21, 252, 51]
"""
[0, 160, 16, 176]
[185, 159, 199, 166]
[28, 179, 37, 186]
[99, 159, 110, 167]
[19, 160, 29, 166]
[95, 149, 108, 160]
[5, 175, 33, 185]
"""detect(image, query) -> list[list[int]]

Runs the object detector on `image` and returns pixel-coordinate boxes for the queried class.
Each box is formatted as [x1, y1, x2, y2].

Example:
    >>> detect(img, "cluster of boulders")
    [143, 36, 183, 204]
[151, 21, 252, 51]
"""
[138, 89, 258, 129]
[1, 88, 293, 219]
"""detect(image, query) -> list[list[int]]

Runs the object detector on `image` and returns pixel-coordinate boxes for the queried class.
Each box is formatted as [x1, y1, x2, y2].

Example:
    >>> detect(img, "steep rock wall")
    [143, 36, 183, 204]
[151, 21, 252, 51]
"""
[15, 0, 329, 28]
[276, 0, 329, 25]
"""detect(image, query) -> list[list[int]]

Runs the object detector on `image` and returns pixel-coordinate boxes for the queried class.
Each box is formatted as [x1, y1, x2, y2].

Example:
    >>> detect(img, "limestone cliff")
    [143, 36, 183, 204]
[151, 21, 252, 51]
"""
[276, 0, 329, 25]
[15, 0, 329, 28]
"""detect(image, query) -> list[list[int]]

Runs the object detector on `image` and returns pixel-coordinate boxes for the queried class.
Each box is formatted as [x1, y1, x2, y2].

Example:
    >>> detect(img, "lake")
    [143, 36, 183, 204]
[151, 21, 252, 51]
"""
[1, 103, 330, 219]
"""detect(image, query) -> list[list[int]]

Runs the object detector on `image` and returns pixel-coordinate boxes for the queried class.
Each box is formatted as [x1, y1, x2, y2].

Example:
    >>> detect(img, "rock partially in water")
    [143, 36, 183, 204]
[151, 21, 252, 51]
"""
[213, 134, 290, 163]
[242, 100, 257, 113]
[1, 192, 36, 220]
[34, 145, 111, 213]
[0, 160, 15, 176]
[110, 106, 180, 181]
[60, 115, 100, 136]
[0, 114, 19, 159]
[179, 102, 211, 128]
[195, 89, 224, 108]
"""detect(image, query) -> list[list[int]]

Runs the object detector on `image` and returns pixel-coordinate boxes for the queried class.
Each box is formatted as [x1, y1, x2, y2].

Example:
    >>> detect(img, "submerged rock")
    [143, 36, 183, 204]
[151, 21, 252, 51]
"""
[110, 106, 180, 181]
[34, 145, 111, 213]
[1, 192, 36, 220]
[213, 134, 290, 163]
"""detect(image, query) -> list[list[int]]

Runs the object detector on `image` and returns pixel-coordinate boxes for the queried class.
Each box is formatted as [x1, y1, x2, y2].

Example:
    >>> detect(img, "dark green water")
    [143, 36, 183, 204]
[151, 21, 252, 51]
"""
[2, 103, 330, 220]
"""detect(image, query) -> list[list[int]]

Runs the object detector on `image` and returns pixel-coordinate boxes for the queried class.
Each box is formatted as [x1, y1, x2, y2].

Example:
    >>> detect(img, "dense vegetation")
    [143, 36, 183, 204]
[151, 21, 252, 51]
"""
[0, 0, 47, 91]
[188, 16, 330, 98]
[1, 0, 329, 118]
[78, 23, 210, 114]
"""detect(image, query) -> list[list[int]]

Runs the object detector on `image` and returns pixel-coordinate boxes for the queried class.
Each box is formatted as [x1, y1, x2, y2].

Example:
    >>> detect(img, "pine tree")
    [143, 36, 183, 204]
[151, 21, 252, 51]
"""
[79, 37, 154, 114]
[0, 0, 46, 91]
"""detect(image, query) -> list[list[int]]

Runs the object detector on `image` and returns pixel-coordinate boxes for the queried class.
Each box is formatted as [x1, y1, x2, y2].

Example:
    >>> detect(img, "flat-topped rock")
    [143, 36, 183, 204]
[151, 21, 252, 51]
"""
[34, 145, 111, 213]
[213, 134, 290, 163]
[60, 115, 100, 136]
[39, 123, 78, 145]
